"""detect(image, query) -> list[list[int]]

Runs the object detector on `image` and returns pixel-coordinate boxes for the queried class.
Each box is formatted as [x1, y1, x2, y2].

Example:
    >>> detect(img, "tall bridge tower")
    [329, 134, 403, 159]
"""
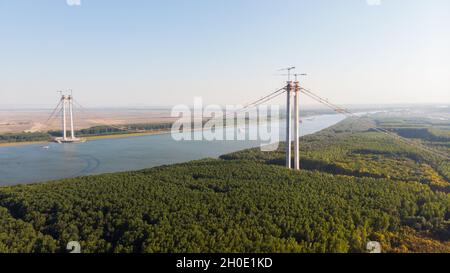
[282, 67, 306, 170]
[54, 93, 84, 143]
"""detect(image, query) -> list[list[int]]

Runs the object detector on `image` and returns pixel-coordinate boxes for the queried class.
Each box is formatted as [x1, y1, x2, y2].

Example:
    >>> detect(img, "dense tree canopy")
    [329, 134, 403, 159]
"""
[0, 116, 448, 253]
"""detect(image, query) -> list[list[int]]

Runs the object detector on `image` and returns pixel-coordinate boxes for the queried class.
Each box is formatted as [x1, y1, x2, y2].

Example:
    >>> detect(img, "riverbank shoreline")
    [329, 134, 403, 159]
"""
[0, 116, 288, 148]
[0, 140, 49, 147]
[0, 113, 347, 148]
[0, 129, 173, 148]
[0, 114, 350, 185]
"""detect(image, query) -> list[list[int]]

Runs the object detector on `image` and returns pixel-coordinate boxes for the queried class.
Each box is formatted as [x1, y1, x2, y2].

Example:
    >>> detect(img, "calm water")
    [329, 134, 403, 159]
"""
[0, 114, 346, 185]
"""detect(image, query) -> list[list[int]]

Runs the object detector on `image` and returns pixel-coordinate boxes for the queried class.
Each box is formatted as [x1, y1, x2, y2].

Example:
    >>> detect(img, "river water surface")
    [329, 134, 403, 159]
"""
[0, 114, 346, 185]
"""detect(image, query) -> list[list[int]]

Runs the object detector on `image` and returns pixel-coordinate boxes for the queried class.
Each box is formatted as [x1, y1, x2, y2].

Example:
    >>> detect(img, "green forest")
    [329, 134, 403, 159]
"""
[0, 132, 52, 143]
[0, 116, 449, 253]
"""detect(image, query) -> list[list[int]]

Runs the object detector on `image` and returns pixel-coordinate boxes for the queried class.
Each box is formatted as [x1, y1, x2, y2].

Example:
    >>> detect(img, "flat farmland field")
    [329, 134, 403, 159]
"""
[0, 109, 177, 134]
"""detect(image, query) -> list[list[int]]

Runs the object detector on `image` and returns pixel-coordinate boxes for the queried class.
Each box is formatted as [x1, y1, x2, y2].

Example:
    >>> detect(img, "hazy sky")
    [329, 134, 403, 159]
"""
[0, 0, 449, 108]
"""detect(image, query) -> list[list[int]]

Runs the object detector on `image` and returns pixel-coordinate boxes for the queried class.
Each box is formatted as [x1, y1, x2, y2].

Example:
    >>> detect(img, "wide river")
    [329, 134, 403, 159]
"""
[0, 114, 346, 185]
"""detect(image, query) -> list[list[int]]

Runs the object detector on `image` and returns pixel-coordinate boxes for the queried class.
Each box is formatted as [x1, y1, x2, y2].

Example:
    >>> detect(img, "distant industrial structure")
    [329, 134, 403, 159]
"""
[54, 93, 85, 143]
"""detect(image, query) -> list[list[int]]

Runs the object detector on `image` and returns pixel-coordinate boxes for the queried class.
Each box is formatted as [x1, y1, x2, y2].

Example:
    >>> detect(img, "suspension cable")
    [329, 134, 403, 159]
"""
[300, 87, 449, 160]
[41, 99, 63, 130]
